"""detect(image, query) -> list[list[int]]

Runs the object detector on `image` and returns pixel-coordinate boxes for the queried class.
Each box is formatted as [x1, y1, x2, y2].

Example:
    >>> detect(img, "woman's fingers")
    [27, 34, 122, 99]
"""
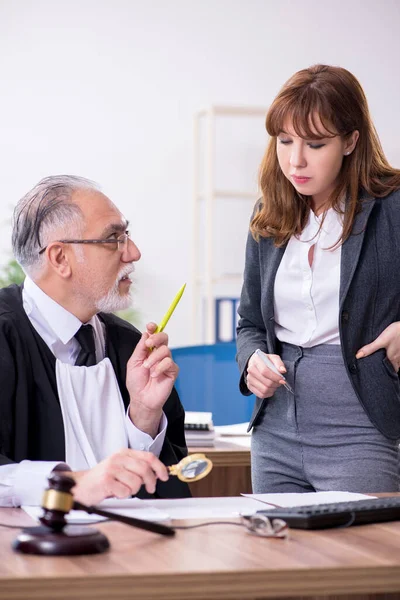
[247, 352, 287, 398]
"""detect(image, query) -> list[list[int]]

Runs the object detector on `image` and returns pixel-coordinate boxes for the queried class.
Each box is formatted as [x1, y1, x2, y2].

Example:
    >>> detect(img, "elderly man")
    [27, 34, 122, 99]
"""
[0, 175, 189, 506]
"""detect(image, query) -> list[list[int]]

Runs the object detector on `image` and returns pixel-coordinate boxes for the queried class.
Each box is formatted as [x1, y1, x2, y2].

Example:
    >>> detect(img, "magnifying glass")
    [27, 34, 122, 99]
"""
[168, 453, 213, 482]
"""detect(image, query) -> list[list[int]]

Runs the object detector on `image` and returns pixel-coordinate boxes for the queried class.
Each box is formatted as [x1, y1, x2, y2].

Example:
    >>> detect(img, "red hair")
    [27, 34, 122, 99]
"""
[252, 64, 400, 245]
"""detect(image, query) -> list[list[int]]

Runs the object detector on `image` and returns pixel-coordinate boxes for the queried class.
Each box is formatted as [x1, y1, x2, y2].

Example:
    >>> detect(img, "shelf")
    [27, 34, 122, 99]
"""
[192, 105, 265, 343]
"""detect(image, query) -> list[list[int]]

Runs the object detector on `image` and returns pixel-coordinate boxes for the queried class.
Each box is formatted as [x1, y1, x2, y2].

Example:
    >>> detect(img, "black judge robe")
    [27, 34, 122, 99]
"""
[0, 284, 190, 499]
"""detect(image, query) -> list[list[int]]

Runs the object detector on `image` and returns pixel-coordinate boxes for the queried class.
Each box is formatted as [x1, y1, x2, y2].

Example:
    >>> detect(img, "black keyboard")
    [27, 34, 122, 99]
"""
[255, 496, 400, 530]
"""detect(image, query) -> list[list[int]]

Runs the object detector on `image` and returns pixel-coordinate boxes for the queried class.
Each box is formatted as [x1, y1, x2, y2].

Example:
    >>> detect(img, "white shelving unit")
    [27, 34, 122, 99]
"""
[192, 105, 266, 344]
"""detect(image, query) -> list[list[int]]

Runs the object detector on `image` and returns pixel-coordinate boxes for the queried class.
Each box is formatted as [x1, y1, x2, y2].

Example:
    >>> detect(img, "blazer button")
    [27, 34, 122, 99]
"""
[349, 362, 357, 374]
[342, 311, 349, 322]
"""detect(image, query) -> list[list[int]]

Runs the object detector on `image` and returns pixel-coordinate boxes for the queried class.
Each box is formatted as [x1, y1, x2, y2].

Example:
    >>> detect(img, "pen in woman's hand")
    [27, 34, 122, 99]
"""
[255, 349, 294, 394]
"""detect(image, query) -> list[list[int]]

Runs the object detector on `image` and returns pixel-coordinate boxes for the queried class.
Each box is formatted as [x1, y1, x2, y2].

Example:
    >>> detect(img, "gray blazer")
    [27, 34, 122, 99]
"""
[237, 189, 400, 439]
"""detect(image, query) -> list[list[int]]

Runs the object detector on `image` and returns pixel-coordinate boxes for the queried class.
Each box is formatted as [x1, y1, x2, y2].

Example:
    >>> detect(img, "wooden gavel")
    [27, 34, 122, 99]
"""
[13, 473, 175, 556]
[40, 473, 175, 535]
[13, 453, 213, 555]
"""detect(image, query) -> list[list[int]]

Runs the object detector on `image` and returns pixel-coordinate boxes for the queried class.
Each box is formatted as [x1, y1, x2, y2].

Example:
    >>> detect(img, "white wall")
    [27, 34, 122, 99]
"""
[0, 0, 399, 346]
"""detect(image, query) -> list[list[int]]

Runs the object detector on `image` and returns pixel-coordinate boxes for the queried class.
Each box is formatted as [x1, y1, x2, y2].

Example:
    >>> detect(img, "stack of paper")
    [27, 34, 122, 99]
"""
[184, 411, 215, 447]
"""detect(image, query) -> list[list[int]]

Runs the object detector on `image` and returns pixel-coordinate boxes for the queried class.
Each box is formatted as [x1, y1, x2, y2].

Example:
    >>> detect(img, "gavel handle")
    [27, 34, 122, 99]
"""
[73, 501, 175, 537]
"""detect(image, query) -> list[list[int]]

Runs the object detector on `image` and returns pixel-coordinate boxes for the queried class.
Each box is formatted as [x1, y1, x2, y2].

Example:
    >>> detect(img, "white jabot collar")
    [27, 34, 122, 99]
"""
[56, 358, 129, 470]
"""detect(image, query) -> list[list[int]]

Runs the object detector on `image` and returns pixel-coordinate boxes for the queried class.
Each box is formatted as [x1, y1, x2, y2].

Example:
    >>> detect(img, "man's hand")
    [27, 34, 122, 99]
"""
[126, 322, 179, 437]
[65, 449, 169, 506]
[356, 322, 400, 372]
[246, 351, 287, 398]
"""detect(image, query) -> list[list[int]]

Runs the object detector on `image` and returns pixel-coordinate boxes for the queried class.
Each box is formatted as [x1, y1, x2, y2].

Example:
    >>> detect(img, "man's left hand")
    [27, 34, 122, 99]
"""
[126, 322, 179, 437]
[356, 322, 400, 372]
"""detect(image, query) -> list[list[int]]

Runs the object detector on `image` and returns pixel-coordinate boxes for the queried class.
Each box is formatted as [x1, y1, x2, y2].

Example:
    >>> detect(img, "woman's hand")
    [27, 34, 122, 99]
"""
[246, 352, 287, 398]
[356, 322, 400, 372]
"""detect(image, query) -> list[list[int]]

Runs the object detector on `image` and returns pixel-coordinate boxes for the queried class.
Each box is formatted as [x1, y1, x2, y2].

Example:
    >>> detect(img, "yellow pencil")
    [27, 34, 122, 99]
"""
[154, 283, 186, 333]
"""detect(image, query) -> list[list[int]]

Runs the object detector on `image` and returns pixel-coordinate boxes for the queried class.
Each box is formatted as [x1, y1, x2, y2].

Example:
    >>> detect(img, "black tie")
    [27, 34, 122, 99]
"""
[74, 324, 97, 367]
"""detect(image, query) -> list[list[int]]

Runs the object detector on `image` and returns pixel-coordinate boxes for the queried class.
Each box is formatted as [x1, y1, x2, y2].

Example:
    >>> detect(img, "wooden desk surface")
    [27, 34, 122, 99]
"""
[3, 501, 400, 600]
[188, 437, 250, 467]
[188, 438, 251, 496]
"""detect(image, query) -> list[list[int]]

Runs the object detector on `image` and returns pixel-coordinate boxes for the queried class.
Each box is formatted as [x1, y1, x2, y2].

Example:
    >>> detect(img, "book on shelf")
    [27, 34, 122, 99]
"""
[184, 411, 215, 447]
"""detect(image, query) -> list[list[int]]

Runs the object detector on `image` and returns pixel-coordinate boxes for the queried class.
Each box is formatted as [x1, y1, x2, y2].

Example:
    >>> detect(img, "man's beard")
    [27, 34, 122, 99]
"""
[95, 264, 135, 313]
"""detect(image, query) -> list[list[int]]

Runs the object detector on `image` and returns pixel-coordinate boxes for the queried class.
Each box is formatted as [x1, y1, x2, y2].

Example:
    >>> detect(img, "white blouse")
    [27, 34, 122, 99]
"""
[274, 207, 343, 347]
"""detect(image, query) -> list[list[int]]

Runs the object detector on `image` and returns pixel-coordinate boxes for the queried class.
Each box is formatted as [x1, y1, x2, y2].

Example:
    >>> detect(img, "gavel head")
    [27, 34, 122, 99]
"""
[14, 474, 110, 556]
[39, 473, 75, 532]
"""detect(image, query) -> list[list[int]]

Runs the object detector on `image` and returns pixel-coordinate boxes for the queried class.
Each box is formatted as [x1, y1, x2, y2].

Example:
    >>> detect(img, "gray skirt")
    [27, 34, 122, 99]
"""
[251, 342, 400, 493]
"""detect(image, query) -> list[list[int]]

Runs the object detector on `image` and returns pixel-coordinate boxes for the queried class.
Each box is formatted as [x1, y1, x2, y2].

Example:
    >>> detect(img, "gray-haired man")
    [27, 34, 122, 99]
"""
[0, 175, 189, 506]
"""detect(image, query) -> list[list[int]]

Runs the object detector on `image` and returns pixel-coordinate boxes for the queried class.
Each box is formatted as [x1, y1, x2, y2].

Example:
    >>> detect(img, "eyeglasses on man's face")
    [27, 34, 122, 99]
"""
[38, 232, 131, 255]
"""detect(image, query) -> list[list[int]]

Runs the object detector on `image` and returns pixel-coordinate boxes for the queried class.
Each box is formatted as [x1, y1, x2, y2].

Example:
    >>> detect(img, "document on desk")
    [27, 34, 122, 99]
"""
[242, 491, 377, 508]
[24, 494, 372, 524]
[23, 496, 263, 522]
[136, 496, 264, 519]
[22, 497, 170, 524]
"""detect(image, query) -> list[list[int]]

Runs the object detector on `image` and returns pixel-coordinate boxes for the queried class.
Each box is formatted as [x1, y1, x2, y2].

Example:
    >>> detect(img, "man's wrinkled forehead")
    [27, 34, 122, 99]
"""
[71, 188, 127, 233]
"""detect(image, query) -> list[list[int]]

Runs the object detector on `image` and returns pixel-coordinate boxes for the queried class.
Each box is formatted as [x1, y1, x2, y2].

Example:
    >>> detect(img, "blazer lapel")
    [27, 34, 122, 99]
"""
[340, 197, 376, 307]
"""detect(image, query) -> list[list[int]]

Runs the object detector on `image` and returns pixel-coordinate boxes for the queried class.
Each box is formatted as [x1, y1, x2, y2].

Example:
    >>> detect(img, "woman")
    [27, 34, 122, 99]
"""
[237, 64, 400, 493]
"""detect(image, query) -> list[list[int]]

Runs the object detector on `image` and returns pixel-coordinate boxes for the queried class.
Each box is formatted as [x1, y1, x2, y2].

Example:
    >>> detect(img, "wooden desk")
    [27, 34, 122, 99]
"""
[3, 505, 400, 600]
[188, 438, 251, 497]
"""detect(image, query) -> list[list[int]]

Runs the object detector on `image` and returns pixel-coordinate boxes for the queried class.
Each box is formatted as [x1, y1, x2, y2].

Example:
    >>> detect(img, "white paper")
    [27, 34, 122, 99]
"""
[214, 422, 250, 436]
[22, 505, 107, 523]
[185, 411, 213, 425]
[242, 491, 377, 508]
[23, 493, 372, 525]
[22, 497, 170, 524]
[137, 496, 263, 519]
[215, 435, 251, 448]
[23, 496, 262, 522]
